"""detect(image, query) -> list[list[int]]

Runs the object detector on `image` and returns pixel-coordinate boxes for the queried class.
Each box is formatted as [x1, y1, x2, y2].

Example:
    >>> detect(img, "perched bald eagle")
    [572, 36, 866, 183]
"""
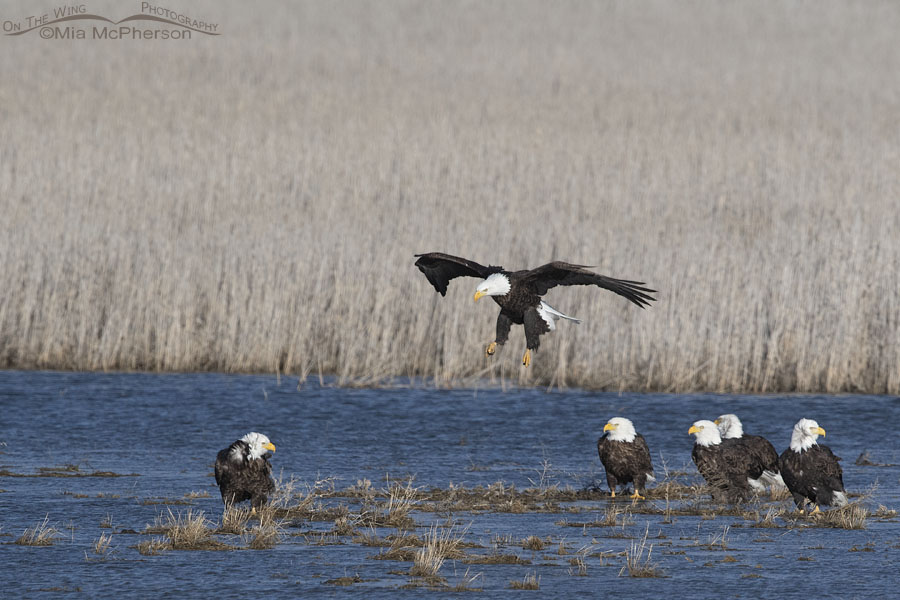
[214, 432, 276, 510]
[779, 419, 847, 513]
[414, 253, 655, 366]
[597, 417, 654, 499]
[715, 414, 785, 491]
[689, 420, 757, 503]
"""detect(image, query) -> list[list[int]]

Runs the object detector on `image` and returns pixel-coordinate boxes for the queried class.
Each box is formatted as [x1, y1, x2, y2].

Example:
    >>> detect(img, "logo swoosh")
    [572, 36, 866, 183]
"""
[6, 13, 219, 36]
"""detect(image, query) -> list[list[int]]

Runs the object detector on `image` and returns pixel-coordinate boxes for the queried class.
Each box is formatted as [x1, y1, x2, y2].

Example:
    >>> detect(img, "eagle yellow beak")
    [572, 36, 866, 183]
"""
[265, 442, 276, 452]
[816, 427, 826, 437]
[474, 290, 485, 302]
[603, 423, 615, 432]
[688, 425, 700, 435]
[713, 418, 721, 425]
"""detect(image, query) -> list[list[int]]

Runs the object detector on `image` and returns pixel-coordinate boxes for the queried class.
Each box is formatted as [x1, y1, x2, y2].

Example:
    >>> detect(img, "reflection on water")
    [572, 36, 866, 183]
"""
[1, 371, 897, 597]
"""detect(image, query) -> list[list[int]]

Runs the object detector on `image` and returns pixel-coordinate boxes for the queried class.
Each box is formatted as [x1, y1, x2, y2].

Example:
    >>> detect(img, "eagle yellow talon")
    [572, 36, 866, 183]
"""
[485, 342, 497, 357]
[811, 505, 821, 514]
[630, 491, 645, 500]
[522, 349, 531, 367]
[610, 490, 616, 498]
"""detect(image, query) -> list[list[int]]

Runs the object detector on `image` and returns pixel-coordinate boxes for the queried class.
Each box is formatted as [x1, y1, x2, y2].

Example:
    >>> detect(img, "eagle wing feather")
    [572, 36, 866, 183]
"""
[414, 252, 503, 296]
[520, 262, 656, 308]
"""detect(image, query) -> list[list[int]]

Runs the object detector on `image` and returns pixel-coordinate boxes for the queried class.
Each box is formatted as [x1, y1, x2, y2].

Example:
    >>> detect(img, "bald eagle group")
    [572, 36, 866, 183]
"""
[216, 414, 847, 514]
[595, 414, 847, 512]
[210, 254, 850, 514]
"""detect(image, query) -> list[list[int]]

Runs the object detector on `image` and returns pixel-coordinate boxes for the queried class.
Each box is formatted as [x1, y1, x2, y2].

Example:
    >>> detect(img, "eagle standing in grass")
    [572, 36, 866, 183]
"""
[597, 417, 655, 499]
[414, 253, 655, 366]
[714, 413, 785, 491]
[214, 432, 276, 510]
[779, 419, 847, 513]
[688, 420, 757, 503]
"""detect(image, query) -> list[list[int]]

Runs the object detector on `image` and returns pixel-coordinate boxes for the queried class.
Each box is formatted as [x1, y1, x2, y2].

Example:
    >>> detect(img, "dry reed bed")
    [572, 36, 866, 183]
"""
[1, 2, 899, 392]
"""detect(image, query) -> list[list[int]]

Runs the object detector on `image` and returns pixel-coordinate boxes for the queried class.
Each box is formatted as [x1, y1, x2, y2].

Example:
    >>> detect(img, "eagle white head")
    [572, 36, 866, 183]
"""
[688, 420, 721, 447]
[473, 273, 511, 301]
[239, 432, 276, 460]
[603, 417, 637, 442]
[714, 414, 743, 439]
[790, 418, 826, 452]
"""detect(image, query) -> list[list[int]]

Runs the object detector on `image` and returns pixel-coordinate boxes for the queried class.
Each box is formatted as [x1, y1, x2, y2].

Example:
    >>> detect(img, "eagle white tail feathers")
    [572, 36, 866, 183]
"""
[761, 470, 786, 490]
[645, 472, 656, 482]
[748, 477, 766, 492]
[832, 491, 849, 507]
[537, 301, 581, 331]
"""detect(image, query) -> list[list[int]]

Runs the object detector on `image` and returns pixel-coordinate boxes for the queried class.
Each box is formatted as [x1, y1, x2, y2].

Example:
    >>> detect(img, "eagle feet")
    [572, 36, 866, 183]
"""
[630, 491, 645, 500]
[485, 342, 497, 357]
[522, 349, 531, 367]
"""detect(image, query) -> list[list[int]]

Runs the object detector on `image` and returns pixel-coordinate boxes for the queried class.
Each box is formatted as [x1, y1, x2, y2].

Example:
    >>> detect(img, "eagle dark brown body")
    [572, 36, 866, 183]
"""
[597, 433, 653, 496]
[414, 252, 656, 364]
[214, 437, 275, 509]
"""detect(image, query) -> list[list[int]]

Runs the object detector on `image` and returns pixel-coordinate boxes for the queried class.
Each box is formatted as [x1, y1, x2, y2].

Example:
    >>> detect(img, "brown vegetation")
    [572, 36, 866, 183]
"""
[14, 516, 61, 546]
[509, 572, 541, 590]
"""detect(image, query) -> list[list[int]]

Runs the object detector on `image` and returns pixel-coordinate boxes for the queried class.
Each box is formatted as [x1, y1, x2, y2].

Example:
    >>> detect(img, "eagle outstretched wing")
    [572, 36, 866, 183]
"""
[520, 262, 656, 308]
[414, 252, 504, 296]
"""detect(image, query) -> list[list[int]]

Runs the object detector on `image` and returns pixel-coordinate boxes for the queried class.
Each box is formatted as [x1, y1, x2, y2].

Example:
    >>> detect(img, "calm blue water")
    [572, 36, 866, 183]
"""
[1, 371, 898, 598]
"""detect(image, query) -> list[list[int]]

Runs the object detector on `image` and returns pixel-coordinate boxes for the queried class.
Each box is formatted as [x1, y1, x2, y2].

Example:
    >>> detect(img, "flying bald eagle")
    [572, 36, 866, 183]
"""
[715, 414, 785, 491]
[214, 432, 276, 510]
[414, 253, 655, 366]
[779, 419, 847, 513]
[597, 417, 654, 499]
[689, 420, 758, 503]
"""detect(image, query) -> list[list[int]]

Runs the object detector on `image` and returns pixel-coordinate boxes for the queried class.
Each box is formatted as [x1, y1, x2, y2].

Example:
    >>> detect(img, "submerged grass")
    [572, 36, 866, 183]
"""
[2, 3, 899, 393]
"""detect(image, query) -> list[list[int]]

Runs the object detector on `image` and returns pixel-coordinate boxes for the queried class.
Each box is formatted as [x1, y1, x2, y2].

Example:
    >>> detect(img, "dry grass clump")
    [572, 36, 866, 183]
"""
[619, 525, 664, 578]
[372, 533, 425, 561]
[244, 522, 281, 550]
[509, 572, 541, 590]
[569, 554, 588, 576]
[135, 537, 169, 556]
[147, 508, 231, 550]
[409, 524, 468, 584]
[450, 568, 483, 592]
[522, 535, 546, 551]
[814, 502, 869, 530]
[463, 553, 531, 565]
[92, 533, 113, 555]
[750, 506, 785, 528]
[218, 506, 252, 535]
[15, 516, 61, 546]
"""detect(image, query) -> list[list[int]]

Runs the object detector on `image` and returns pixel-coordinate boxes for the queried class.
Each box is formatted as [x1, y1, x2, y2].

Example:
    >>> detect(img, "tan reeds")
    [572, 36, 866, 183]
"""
[815, 502, 869, 530]
[410, 524, 468, 583]
[619, 524, 664, 578]
[1, 3, 899, 393]
[509, 572, 541, 590]
[15, 515, 61, 546]
[92, 533, 113, 555]
[146, 508, 231, 550]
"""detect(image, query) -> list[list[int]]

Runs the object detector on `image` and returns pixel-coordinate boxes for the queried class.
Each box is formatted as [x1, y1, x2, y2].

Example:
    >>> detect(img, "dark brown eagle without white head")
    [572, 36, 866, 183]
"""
[414, 253, 656, 366]
[214, 432, 276, 510]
